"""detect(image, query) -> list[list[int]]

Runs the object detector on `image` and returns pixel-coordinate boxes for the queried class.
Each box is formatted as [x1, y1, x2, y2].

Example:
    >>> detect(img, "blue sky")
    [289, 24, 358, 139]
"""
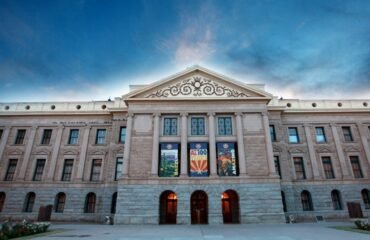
[1, 0, 370, 102]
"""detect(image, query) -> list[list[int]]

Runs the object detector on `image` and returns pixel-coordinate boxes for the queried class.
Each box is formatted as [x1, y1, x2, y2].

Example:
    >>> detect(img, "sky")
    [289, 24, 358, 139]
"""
[1, 0, 370, 102]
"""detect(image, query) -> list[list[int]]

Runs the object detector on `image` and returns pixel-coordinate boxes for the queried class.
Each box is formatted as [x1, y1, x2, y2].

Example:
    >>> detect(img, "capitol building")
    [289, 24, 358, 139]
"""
[0, 66, 369, 224]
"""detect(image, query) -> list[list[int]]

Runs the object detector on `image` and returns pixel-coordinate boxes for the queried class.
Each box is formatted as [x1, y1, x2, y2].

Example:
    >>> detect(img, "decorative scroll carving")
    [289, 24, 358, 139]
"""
[146, 77, 249, 98]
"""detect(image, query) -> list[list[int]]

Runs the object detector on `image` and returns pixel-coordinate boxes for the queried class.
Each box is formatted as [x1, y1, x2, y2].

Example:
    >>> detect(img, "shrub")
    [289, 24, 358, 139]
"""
[354, 219, 370, 231]
[0, 220, 50, 239]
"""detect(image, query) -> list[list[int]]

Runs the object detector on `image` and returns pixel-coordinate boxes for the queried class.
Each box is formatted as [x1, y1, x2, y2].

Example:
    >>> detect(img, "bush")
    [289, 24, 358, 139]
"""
[354, 219, 370, 231]
[0, 220, 50, 239]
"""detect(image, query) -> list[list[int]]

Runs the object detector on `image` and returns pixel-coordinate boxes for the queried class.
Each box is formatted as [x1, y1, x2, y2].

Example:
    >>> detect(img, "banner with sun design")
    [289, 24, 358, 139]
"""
[159, 143, 179, 177]
[189, 143, 209, 177]
[216, 142, 238, 176]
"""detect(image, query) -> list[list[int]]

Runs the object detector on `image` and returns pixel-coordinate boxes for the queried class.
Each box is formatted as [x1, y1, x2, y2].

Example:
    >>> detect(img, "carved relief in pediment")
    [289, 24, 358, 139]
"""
[273, 145, 282, 152]
[316, 147, 332, 153]
[344, 146, 360, 152]
[288, 148, 306, 154]
[63, 150, 79, 155]
[89, 150, 107, 156]
[6, 149, 24, 155]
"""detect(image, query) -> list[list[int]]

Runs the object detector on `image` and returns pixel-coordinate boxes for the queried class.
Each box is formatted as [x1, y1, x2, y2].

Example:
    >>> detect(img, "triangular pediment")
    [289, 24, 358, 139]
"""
[124, 66, 272, 100]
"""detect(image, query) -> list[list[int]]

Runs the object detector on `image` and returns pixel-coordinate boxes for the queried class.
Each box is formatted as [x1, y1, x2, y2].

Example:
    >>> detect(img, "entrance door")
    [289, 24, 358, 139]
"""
[347, 202, 363, 218]
[159, 191, 177, 224]
[191, 190, 208, 224]
[38, 205, 52, 221]
[222, 190, 240, 224]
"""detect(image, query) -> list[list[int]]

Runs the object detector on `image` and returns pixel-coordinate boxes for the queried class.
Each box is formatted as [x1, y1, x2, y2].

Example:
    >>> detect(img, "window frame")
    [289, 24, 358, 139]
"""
[0, 192, 5, 212]
[4, 159, 17, 181]
[189, 116, 206, 136]
[361, 189, 370, 209]
[293, 156, 306, 180]
[350, 156, 363, 178]
[315, 127, 326, 143]
[301, 190, 313, 211]
[90, 159, 102, 182]
[342, 126, 353, 142]
[269, 125, 277, 142]
[217, 116, 233, 136]
[0, 129, 3, 140]
[14, 129, 26, 145]
[61, 159, 73, 181]
[115, 157, 123, 180]
[68, 129, 79, 145]
[162, 117, 178, 136]
[288, 127, 299, 143]
[321, 156, 335, 179]
[274, 155, 281, 178]
[84, 192, 96, 213]
[95, 129, 106, 145]
[55, 192, 66, 213]
[41, 129, 52, 145]
[33, 159, 46, 181]
[119, 127, 126, 144]
[23, 192, 36, 213]
[331, 190, 343, 210]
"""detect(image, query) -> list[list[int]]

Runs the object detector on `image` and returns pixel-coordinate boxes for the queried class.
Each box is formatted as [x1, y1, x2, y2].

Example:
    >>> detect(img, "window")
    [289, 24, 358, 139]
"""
[4, 159, 17, 181]
[315, 127, 326, 143]
[0, 192, 5, 212]
[115, 157, 123, 180]
[322, 157, 335, 179]
[14, 129, 26, 144]
[61, 159, 73, 181]
[281, 191, 287, 212]
[350, 156, 363, 178]
[90, 159, 102, 181]
[119, 127, 126, 143]
[191, 117, 205, 135]
[362, 189, 370, 209]
[55, 192, 66, 213]
[269, 125, 277, 142]
[111, 192, 117, 214]
[41, 129, 52, 144]
[95, 129, 106, 144]
[84, 192, 96, 213]
[0, 129, 3, 140]
[23, 192, 36, 212]
[33, 159, 46, 181]
[301, 190, 313, 211]
[274, 156, 281, 178]
[293, 157, 306, 180]
[288, 127, 299, 143]
[159, 143, 180, 177]
[163, 118, 177, 136]
[216, 142, 238, 176]
[331, 190, 343, 210]
[342, 126, 353, 142]
[218, 117, 232, 135]
[68, 129, 79, 144]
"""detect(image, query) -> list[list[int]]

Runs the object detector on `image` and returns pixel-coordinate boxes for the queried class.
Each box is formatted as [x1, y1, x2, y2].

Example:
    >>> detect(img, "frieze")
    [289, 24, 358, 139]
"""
[146, 76, 249, 98]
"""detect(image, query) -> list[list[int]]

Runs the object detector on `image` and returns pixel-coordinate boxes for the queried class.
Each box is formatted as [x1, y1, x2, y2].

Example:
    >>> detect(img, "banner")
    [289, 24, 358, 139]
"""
[217, 142, 238, 176]
[159, 143, 179, 177]
[189, 143, 209, 177]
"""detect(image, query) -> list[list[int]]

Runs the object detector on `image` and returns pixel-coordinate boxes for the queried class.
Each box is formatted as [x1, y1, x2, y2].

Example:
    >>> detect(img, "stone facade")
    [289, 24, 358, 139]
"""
[0, 66, 369, 224]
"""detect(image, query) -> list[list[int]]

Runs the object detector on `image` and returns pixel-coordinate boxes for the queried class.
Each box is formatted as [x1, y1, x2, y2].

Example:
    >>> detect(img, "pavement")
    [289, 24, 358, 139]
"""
[35, 222, 369, 240]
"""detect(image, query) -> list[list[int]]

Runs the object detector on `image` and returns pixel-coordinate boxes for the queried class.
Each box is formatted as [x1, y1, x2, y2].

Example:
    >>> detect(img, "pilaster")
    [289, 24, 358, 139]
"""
[47, 125, 64, 181]
[208, 112, 217, 176]
[0, 126, 11, 162]
[330, 123, 350, 179]
[356, 122, 370, 173]
[122, 113, 133, 177]
[76, 125, 91, 181]
[17, 126, 38, 180]
[180, 112, 188, 176]
[303, 124, 321, 179]
[151, 113, 161, 176]
[235, 112, 247, 175]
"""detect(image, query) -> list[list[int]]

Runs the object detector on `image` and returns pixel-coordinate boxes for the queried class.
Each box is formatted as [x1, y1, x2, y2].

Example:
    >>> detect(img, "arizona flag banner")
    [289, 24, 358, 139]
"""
[189, 143, 209, 177]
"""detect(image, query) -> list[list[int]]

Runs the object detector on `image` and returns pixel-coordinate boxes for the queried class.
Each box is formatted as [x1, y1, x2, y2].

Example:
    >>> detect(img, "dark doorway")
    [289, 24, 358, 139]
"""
[159, 191, 177, 224]
[347, 202, 363, 218]
[38, 205, 52, 221]
[191, 190, 208, 224]
[222, 190, 240, 224]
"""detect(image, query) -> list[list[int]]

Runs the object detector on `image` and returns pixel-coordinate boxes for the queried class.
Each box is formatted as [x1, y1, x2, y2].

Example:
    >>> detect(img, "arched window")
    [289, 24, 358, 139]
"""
[221, 189, 240, 224]
[159, 190, 177, 224]
[281, 191, 287, 212]
[55, 192, 66, 213]
[331, 190, 343, 210]
[84, 192, 96, 213]
[301, 190, 313, 211]
[23, 192, 36, 212]
[111, 192, 117, 214]
[0, 192, 5, 212]
[361, 189, 370, 209]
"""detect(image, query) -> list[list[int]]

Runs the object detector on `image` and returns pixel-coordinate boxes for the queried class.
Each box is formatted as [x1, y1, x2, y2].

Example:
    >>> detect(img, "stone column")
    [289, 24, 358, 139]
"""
[330, 123, 350, 178]
[122, 114, 133, 177]
[235, 112, 247, 175]
[47, 125, 64, 181]
[76, 126, 91, 181]
[357, 122, 370, 170]
[17, 126, 38, 180]
[180, 112, 188, 176]
[151, 113, 161, 176]
[262, 112, 276, 176]
[0, 126, 11, 162]
[304, 124, 321, 179]
[208, 112, 217, 176]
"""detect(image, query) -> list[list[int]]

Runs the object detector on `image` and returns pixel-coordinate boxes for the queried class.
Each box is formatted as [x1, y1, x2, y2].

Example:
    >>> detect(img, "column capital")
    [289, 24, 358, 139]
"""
[207, 112, 215, 117]
[31, 126, 38, 130]
[234, 112, 243, 117]
[180, 112, 188, 117]
[303, 123, 311, 128]
[329, 123, 337, 128]
[127, 112, 134, 118]
[153, 112, 161, 118]
[261, 111, 269, 117]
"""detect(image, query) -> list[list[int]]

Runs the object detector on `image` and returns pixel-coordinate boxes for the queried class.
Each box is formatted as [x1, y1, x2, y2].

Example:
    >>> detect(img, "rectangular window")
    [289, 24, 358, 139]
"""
[191, 117, 205, 135]
[14, 129, 26, 144]
[115, 157, 123, 180]
[274, 156, 281, 178]
[189, 142, 209, 177]
[95, 129, 106, 144]
[288, 127, 299, 143]
[41, 129, 52, 145]
[342, 126, 353, 142]
[218, 117, 233, 135]
[322, 157, 335, 179]
[61, 159, 73, 181]
[0, 129, 3, 140]
[33, 159, 46, 181]
[119, 127, 126, 143]
[68, 129, 79, 144]
[315, 127, 326, 143]
[163, 118, 178, 136]
[4, 159, 17, 181]
[293, 157, 306, 180]
[350, 156, 363, 178]
[159, 143, 180, 177]
[90, 159, 102, 181]
[216, 142, 238, 176]
[270, 125, 277, 142]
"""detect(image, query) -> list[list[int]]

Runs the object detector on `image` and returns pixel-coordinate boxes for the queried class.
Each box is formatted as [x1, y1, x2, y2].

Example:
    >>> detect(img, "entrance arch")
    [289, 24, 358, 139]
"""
[159, 191, 177, 224]
[191, 190, 208, 224]
[221, 190, 240, 224]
